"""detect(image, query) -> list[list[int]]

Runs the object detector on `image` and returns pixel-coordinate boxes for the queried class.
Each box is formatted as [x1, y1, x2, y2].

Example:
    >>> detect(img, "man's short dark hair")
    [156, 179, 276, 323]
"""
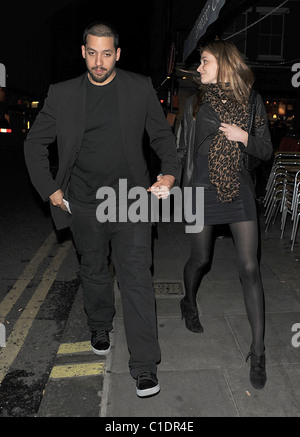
[83, 21, 119, 50]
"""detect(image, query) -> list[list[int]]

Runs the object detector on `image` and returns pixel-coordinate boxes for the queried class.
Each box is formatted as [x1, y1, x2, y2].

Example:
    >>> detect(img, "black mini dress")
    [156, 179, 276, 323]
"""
[193, 154, 257, 225]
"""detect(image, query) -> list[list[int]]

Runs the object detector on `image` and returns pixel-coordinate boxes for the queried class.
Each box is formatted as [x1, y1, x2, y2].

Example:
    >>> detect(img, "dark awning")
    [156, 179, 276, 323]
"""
[183, 0, 226, 62]
[182, 0, 257, 62]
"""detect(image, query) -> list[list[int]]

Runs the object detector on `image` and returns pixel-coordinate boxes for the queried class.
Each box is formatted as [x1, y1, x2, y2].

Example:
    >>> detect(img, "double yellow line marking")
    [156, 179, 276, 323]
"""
[0, 231, 105, 384]
[0, 232, 57, 322]
[0, 232, 72, 384]
[50, 341, 106, 379]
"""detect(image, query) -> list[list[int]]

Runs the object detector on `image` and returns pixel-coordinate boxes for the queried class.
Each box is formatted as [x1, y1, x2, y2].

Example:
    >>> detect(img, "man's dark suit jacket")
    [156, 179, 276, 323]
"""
[24, 69, 180, 230]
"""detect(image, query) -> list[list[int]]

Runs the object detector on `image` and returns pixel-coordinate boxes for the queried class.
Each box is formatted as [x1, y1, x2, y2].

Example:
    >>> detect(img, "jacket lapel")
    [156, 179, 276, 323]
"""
[59, 74, 86, 189]
[73, 74, 86, 147]
[115, 69, 130, 141]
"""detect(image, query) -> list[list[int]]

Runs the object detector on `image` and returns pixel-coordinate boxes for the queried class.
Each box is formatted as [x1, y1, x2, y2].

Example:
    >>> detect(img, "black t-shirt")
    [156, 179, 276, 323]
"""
[68, 74, 133, 206]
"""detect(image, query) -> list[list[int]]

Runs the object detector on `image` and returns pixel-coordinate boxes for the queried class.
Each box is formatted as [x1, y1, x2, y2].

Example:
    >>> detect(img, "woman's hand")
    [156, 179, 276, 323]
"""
[219, 123, 248, 146]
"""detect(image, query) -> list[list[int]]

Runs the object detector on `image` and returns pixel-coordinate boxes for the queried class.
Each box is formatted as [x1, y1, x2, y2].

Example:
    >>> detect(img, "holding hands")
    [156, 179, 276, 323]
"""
[147, 174, 175, 199]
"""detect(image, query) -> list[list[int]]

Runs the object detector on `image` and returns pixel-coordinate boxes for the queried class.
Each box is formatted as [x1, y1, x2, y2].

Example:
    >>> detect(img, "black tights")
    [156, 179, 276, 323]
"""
[183, 221, 265, 356]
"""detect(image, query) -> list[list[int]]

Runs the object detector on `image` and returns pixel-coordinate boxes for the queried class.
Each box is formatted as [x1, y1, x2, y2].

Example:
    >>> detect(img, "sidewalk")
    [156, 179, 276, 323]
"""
[38, 210, 300, 417]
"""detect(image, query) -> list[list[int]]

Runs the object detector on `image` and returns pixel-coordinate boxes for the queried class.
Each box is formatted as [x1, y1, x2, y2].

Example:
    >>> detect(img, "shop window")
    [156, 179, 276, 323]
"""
[257, 10, 285, 60]
[222, 13, 247, 56]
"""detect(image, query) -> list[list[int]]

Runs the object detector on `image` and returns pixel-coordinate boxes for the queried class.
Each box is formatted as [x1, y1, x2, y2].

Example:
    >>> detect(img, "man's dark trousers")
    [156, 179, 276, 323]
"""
[69, 203, 161, 378]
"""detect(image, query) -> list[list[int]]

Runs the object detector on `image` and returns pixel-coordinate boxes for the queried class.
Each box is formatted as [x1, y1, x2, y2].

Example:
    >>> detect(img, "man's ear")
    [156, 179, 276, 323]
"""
[116, 47, 121, 62]
[81, 45, 86, 59]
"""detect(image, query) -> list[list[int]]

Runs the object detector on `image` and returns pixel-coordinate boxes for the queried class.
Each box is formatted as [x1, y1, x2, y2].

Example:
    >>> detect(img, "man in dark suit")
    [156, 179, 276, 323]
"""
[24, 21, 180, 397]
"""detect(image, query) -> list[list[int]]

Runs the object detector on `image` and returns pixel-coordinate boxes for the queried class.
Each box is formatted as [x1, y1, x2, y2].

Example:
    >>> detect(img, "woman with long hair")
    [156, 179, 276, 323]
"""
[178, 40, 273, 389]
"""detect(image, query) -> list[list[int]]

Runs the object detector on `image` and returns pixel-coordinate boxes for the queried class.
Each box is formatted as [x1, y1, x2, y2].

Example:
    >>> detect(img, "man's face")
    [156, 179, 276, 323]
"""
[81, 34, 121, 86]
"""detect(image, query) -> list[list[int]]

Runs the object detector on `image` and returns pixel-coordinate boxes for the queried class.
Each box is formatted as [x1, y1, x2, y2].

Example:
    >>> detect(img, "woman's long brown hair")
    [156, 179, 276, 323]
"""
[192, 40, 254, 118]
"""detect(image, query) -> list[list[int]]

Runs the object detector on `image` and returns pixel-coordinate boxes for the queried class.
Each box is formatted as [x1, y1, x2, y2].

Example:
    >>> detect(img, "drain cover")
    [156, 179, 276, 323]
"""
[153, 282, 183, 295]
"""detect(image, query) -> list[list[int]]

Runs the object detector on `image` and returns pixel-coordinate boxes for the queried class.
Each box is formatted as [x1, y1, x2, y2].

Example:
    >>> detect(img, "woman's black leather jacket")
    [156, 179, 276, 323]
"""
[177, 92, 273, 191]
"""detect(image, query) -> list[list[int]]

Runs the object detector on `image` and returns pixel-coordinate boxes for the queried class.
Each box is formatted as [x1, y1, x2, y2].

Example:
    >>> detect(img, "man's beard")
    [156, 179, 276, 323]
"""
[89, 66, 114, 84]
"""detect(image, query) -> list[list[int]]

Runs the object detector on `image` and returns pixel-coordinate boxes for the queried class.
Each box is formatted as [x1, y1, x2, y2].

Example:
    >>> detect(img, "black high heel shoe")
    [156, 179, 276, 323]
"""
[180, 298, 204, 333]
[246, 347, 267, 390]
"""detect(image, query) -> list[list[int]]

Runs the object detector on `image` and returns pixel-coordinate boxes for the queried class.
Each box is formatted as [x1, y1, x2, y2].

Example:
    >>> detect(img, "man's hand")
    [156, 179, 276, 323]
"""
[49, 189, 67, 210]
[147, 174, 175, 199]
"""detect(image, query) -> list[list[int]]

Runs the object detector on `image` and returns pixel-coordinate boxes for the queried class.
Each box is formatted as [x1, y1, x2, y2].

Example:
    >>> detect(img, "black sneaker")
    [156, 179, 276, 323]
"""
[91, 330, 111, 355]
[136, 371, 160, 397]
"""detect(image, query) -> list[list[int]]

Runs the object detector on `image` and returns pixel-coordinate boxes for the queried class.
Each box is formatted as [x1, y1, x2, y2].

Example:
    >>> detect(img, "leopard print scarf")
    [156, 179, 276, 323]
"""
[203, 84, 262, 203]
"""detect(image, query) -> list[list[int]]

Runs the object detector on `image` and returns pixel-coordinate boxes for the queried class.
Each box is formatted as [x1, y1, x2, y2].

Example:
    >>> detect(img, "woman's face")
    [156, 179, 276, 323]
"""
[197, 50, 218, 84]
